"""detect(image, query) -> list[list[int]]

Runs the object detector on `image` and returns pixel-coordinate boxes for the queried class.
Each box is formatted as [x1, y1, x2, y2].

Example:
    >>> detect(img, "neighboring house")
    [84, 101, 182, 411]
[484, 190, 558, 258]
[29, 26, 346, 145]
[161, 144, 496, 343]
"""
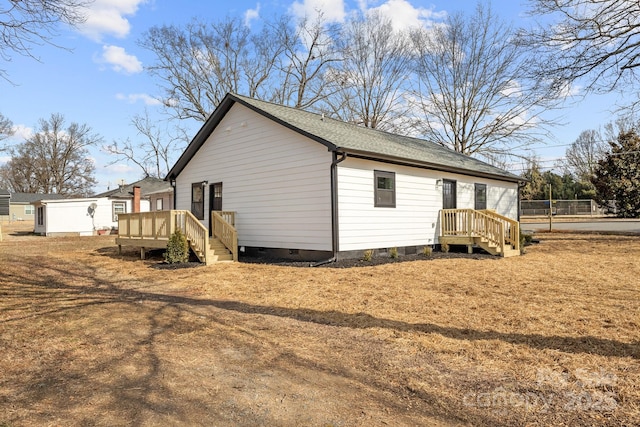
[9, 192, 66, 222]
[146, 187, 174, 211]
[165, 93, 523, 260]
[0, 189, 9, 222]
[93, 177, 173, 207]
[34, 177, 170, 236]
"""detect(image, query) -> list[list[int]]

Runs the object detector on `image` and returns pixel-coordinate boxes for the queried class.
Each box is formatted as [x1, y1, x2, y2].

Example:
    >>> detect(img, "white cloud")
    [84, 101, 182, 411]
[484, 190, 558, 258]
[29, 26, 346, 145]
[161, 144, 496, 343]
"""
[115, 93, 161, 105]
[104, 162, 136, 174]
[78, 0, 147, 41]
[100, 45, 143, 74]
[367, 0, 446, 31]
[558, 81, 582, 98]
[245, 4, 261, 27]
[0, 156, 10, 165]
[290, 0, 346, 23]
[11, 124, 33, 141]
[501, 80, 523, 98]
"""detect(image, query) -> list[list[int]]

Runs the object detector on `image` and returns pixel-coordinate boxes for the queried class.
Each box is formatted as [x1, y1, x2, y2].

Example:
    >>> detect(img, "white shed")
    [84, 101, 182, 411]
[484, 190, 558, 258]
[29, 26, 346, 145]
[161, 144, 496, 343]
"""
[34, 197, 150, 236]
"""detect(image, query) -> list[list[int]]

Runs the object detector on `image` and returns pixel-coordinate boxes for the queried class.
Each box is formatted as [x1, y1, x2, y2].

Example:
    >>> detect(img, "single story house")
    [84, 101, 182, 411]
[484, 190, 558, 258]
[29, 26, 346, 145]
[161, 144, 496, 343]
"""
[166, 93, 523, 260]
[0, 189, 9, 222]
[34, 177, 171, 236]
[93, 176, 173, 211]
[8, 192, 66, 222]
[145, 187, 174, 212]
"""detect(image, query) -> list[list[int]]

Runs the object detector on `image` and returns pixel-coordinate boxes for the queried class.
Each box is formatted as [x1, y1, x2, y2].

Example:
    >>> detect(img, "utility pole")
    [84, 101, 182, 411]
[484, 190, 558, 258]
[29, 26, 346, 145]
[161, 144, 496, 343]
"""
[548, 184, 553, 232]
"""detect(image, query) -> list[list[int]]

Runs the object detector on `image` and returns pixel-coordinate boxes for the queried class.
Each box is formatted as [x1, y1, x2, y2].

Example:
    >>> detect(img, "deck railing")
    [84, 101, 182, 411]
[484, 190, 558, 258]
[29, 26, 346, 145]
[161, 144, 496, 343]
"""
[479, 209, 520, 252]
[179, 210, 210, 262]
[441, 208, 520, 253]
[118, 210, 173, 240]
[117, 210, 210, 263]
[212, 211, 238, 261]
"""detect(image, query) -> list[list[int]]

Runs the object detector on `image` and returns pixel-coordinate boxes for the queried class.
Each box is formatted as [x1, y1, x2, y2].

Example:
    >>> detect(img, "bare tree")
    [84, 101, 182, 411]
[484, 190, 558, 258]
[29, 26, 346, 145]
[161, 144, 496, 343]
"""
[0, 113, 13, 141]
[140, 17, 284, 121]
[269, 14, 341, 110]
[563, 129, 606, 181]
[104, 111, 187, 179]
[527, 0, 640, 108]
[0, 0, 90, 80]
[410, 4, 559, 161]
[327, 12, 413, 132]
[0, 113, 100, 195]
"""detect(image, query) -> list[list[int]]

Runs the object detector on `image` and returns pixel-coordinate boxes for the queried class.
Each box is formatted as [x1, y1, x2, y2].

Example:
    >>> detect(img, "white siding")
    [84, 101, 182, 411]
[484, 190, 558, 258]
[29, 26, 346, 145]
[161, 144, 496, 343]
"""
[175, 104, 333, 251]
[455, 178, 518, 218]
[337, 158, 518, 251]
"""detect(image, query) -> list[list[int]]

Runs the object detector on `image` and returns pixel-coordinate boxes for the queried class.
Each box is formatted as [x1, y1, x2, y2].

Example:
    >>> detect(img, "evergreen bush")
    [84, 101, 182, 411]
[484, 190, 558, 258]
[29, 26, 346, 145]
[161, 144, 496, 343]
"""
[165, 229, 189, 264]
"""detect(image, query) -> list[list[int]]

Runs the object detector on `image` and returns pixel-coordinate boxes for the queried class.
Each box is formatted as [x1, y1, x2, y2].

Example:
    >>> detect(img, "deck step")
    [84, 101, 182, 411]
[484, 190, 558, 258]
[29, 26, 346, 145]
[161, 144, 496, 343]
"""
[208, 237, 233, 263]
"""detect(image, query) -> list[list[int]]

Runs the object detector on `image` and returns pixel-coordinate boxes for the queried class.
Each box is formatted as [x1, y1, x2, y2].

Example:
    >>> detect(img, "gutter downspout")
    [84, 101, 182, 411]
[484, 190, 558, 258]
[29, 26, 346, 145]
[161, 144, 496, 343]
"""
[517, 180, 526, 222]
[170, 178, 177, 210]
[311, 151, 347, 267]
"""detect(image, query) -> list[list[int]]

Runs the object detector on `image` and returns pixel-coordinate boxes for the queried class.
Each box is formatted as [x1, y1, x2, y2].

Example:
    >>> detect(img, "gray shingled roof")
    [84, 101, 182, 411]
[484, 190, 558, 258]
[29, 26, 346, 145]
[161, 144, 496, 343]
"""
[167, 93, 522, 182]
[93, 177, 172, 198]
[10, 192, 66, 204]
[0, 189, 9, 197]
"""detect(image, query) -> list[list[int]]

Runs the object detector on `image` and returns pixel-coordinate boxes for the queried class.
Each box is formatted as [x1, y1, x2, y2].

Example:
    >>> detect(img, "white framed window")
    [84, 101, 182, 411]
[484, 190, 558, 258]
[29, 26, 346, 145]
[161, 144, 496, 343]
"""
[25, 205, 35, 215]
[156, 198, 163, 211]
[112, 202, 126, 221]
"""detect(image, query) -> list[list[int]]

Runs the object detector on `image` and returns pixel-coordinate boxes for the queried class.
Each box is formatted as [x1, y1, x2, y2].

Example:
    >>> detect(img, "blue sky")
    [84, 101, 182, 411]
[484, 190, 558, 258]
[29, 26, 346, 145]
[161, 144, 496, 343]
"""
[0, 0, 628, 192]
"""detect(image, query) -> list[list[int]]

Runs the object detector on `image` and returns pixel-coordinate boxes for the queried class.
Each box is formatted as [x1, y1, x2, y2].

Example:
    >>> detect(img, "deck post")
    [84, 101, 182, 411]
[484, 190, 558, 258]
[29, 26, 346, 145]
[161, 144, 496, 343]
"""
[140, 247, 146, 260]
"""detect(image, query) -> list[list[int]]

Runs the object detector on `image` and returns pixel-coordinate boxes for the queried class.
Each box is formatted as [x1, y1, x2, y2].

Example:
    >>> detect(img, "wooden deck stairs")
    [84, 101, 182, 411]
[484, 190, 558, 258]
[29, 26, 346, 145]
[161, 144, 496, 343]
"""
[440, 209, 521, 257]
[116, 210, 238, 265]
[208, 237, 234, 262]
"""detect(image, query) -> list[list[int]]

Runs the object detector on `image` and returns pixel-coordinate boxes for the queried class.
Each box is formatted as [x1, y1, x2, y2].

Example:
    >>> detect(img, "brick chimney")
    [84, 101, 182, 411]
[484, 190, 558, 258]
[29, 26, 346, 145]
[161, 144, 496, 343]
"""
[133, 186, 141, 213]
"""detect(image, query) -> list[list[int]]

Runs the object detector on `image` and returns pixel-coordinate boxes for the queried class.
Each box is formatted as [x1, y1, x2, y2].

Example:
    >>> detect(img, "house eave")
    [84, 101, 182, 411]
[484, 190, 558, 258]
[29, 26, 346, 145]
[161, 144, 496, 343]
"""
[339, 149, 523, 183]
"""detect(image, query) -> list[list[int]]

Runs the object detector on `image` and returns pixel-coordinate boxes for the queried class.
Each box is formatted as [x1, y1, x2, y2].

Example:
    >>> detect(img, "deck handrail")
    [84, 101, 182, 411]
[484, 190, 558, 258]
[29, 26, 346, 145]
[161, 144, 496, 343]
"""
[118, 210, 210, 264]
[179, 210, 210, 263]
[212, 210, 238, 261]
[479, 209, 520, 252]
[441, 208, 520, 253]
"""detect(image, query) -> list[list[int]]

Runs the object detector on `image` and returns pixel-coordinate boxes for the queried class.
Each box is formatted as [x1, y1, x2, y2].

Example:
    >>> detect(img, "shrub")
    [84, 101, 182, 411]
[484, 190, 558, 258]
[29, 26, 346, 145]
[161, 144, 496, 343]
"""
[363, 249, 374, 262]
[441, 242, 450, 253]
[423, 246, 433, 257]
[165, 229, 189, 264]
[389, 247, 399, 259]
[517, 230, 533, 255]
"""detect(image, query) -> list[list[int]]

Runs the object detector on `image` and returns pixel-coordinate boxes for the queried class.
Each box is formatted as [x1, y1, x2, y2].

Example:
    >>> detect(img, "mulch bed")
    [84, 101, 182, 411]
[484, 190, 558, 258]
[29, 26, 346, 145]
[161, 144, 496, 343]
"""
[240, 248, 497, 268]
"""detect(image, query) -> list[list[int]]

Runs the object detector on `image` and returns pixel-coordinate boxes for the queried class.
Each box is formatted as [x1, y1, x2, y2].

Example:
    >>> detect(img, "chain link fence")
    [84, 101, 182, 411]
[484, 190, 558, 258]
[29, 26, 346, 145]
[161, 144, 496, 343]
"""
[520, 200, 612, 217]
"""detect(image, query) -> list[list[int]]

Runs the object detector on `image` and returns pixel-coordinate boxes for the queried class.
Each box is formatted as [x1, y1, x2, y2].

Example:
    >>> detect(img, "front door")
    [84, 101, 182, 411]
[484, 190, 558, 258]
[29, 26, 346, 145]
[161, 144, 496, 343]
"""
[442, 179, 457, 209]
[209, 182, 222, 236]
[442, 179, 457, 235]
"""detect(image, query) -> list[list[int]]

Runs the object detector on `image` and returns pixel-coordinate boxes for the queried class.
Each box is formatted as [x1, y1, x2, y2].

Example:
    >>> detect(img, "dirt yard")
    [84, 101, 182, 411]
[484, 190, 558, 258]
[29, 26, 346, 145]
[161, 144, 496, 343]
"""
[0, 222, 638, 426]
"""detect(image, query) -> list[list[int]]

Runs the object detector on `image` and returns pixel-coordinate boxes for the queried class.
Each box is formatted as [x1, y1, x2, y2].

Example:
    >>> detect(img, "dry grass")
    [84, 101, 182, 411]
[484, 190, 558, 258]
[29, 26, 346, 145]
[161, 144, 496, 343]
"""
[0, 222, 638, 426]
